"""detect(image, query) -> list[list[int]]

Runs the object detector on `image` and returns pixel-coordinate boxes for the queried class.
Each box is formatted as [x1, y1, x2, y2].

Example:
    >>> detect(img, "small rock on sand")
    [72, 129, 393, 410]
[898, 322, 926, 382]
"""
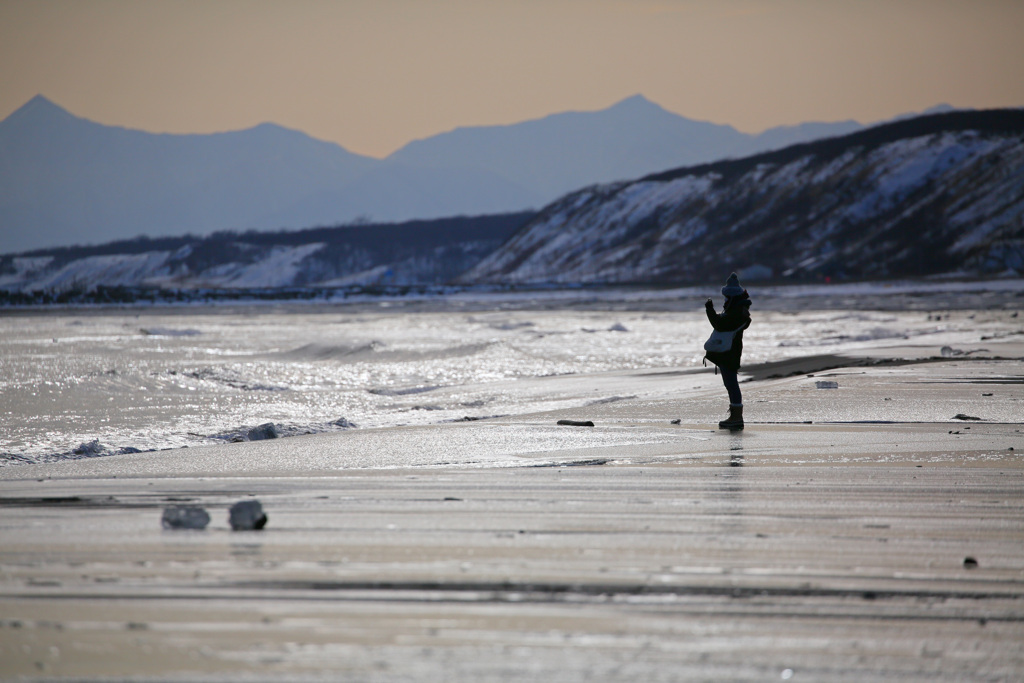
[247, 423, 280, 441]
[557, 420, 595, 427]
[229, 500, 267, 531]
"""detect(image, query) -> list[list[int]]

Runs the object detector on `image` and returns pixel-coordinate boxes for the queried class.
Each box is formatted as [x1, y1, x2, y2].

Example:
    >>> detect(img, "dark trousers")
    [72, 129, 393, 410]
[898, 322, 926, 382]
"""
[720, 367, 742, 405]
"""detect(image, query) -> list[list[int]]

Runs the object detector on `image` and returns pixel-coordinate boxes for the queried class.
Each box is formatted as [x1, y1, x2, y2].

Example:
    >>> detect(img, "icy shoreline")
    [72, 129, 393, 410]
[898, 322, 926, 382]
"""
[3, 283, 1021, 467]
[2, 277, 1023, 312]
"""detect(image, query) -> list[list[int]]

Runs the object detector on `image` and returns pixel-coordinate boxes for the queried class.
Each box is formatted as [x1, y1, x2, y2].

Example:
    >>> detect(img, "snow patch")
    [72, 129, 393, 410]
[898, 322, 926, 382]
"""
[195, 243, 326, 288]
[30, 252, 172, 292]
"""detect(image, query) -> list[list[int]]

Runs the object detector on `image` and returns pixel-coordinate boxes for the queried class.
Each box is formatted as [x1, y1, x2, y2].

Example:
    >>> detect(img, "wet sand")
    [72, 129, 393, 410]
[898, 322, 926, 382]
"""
[1, 344, 1022, 681]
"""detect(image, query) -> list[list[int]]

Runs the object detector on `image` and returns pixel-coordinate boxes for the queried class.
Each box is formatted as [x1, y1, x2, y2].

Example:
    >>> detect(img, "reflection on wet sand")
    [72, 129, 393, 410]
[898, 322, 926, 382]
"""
[728, 430, 745, 467]
[1, 450, 1021, 681]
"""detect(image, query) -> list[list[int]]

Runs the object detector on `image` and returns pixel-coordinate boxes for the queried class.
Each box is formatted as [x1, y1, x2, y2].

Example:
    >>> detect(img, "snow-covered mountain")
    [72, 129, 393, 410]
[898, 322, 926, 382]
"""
[1, 95, 888, 254]
[462, 109, 1024, 285]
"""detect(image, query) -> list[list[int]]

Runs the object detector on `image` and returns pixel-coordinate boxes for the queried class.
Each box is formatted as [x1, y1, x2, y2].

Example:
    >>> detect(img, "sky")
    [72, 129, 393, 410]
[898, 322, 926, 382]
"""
[2, 0, 1023, 158]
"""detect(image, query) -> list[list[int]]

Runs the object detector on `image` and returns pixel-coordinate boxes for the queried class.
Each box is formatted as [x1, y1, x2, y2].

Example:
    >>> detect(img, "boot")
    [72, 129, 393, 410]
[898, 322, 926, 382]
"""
[718, 404, 744, 431]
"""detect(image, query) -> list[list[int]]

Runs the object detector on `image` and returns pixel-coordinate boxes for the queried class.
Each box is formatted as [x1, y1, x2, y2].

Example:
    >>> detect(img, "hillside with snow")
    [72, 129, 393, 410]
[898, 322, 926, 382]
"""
[462, 109, 1024, 285]
[0, 214, 532, 300]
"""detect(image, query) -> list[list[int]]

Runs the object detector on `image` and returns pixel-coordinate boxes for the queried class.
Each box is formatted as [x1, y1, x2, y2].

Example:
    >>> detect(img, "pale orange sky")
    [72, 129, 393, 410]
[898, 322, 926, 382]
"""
[2, 0, 1022, 158]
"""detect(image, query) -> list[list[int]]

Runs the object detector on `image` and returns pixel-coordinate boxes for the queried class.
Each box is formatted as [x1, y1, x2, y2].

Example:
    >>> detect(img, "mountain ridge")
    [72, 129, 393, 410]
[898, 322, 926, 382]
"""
[4, 108, 1021, 298]
[4, 109, 1019, 296]
[385, 94, 846, 200]
[0, 95, 969, 254]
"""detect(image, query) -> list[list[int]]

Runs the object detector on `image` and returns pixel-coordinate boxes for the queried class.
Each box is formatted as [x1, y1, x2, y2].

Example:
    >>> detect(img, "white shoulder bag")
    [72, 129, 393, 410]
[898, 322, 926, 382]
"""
[703, 320, 749, 353]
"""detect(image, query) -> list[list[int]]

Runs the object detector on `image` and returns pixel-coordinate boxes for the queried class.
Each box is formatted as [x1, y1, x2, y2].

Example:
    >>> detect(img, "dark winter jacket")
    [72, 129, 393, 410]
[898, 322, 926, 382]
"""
[704, 292, 752, 371]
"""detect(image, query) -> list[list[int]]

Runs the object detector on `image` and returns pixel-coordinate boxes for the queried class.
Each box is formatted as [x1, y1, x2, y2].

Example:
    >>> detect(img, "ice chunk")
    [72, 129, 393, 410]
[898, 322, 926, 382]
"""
[161, 505, 211, 530]
[73, 440, 106, 456]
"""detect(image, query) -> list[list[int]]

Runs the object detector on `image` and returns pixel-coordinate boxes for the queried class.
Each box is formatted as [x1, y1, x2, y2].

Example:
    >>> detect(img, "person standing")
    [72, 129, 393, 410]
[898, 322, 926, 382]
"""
[704, 272, 752, 430]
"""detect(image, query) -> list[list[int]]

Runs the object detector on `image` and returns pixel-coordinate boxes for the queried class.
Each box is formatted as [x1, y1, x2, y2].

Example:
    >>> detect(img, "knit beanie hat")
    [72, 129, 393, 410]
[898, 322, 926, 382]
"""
[722, 272, 744, 297]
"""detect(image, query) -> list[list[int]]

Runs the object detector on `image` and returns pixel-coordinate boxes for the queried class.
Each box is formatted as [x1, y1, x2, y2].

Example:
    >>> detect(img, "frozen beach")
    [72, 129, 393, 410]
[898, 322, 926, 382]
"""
[2, 281, 1023, 466]
[1, 283, 1022, 681]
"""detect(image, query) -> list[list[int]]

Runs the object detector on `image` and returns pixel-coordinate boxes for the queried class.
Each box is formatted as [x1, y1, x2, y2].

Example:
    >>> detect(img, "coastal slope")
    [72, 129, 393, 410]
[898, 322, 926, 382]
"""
[463, 109, 1024, 284]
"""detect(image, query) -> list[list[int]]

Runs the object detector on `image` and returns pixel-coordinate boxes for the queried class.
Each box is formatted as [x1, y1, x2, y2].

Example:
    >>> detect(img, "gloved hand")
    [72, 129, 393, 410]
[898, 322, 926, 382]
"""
[705, 298, 714, 310]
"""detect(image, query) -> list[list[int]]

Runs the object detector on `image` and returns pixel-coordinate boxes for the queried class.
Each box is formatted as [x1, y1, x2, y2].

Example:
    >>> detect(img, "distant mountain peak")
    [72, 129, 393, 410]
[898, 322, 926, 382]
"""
[609, 94, 659, 108]
[2, 94, 76, 127]
[22, 94, 64, 111]
[604, 94, 676, 117]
